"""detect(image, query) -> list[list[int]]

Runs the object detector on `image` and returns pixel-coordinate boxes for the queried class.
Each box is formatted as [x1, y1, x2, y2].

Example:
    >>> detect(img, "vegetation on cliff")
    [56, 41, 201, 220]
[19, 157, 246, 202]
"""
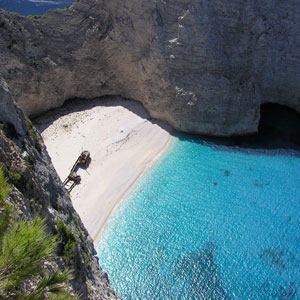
[0, 168, 79, 300]
[0, 78, 120, 299]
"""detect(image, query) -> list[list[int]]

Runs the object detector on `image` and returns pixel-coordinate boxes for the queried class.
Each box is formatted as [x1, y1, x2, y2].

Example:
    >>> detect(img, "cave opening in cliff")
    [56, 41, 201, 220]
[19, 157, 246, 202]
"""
[257, 103, 300, 150]
[230, 103, 300, 151]
[197, 103, 300, 152]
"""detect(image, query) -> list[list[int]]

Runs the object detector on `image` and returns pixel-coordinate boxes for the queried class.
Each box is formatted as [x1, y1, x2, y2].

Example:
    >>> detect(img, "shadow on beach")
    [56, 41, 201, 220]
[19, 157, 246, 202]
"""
[33, 96, 173, 134]
[33, 97, 300, 155]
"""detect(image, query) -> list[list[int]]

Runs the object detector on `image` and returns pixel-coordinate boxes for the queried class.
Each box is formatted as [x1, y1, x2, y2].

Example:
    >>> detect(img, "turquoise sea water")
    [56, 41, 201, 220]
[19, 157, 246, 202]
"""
[97, 134, 300, 300]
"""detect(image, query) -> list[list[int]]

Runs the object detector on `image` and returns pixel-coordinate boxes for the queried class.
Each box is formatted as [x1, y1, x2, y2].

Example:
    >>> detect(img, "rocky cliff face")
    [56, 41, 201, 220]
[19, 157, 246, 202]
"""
[0, 77, 119, 299]
[0, 0, 300, 136]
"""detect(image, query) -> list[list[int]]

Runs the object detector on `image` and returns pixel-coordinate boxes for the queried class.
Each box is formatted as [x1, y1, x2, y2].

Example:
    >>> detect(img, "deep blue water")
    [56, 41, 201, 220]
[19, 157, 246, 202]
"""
[0, 0, 74, 16]
[97, 134, 300, 300]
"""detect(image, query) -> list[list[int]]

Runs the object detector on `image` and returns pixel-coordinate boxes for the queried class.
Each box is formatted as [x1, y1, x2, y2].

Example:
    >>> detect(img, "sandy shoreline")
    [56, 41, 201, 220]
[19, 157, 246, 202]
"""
[34, 96, 172, 242]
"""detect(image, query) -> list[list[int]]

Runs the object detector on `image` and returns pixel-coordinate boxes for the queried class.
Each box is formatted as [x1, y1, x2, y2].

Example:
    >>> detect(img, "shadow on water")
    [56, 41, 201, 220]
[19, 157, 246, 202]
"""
[173, 242, 229, 300]
[177, 104, 300, 156]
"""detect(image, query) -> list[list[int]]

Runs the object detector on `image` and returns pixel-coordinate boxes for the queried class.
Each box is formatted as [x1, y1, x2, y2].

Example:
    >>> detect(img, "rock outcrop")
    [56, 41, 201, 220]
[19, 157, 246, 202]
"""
[0, 0, 300, 136]
[0, 77, 119, 299]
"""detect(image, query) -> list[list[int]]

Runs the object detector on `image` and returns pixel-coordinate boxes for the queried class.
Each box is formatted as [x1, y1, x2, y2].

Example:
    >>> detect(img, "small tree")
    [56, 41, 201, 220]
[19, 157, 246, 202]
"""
[0, 167, 79, 299]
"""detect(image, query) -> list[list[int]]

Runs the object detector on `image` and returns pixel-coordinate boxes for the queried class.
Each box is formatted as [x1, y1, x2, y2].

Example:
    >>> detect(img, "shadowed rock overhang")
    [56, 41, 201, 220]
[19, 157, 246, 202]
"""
[0, 0, 299, 136]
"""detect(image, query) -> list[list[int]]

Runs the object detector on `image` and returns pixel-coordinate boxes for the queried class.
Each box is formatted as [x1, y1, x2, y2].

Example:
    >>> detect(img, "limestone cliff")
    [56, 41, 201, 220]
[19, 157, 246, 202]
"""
[0, 0, 300, 136]
[0, 77, 119, 299]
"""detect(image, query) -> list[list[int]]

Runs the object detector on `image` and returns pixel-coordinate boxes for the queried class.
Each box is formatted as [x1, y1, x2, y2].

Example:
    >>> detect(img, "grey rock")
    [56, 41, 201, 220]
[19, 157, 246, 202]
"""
[0, 0, 300, 136]
[0, 75, 26, 136]
[0, 77, 119, 299]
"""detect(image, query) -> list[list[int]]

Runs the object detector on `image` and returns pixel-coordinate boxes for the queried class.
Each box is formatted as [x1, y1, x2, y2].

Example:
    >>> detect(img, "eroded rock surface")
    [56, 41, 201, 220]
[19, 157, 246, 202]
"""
[0, 77, 119, 299]
[0, 0, 300, 136]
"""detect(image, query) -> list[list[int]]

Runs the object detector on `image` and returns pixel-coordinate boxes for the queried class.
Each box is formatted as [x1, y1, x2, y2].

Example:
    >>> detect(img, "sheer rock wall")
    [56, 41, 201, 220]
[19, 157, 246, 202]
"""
[0, 0, 299, 136]
[0, 77, 119, 299]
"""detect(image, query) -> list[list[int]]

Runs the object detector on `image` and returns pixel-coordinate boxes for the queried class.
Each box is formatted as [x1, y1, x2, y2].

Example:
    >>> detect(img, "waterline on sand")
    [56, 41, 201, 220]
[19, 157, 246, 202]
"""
[96, 134, 300, 300]
[34, 96, 172, 241]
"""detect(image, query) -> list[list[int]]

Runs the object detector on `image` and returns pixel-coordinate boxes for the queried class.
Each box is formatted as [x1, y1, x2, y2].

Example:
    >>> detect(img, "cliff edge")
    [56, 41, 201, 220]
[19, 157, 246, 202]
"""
[0, 0, 300, 135]
[0, 77, 119, 299]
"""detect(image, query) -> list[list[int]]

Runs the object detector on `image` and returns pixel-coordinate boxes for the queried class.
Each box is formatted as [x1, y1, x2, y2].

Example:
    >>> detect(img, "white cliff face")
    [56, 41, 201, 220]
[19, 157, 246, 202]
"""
[0, 0, 300, 136]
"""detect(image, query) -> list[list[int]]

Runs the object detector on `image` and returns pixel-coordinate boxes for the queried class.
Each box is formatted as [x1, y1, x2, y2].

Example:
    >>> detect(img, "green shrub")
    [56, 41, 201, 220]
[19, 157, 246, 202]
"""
[8, 169, 26, 192]
[27, 15, 41, 19]
[24, 115, 42, 153]
[23, 270, 77, 300]
[29, 197, 38, 210]
[10, 170, 21, 183]
[25, 115, 37, 141]
[0, 167, 11, 206]
[0, 217, 56, 291]
[0, 217, 79, 299]
[87, 286, 93, 295]
[83, 251, 91, 268]
[0, 204, 12, 243]
[27, 155, 35, 169]
[56, 220, 77, 265]
[0, 163, 8, 177]
[0, 168, 78, 299]
[72, 214, 81, 235]
[8, 12, 20, 16]
[29, 130, 37, 141]
[72, 214, 91, 267]
[24, 115, 33, 130]
[0, 168, 12, 243]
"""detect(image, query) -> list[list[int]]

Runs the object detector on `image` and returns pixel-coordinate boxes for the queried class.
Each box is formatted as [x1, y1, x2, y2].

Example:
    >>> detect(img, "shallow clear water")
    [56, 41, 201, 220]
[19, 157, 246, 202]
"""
[0, 0, 74, 16]
[97, 134, 300, 300]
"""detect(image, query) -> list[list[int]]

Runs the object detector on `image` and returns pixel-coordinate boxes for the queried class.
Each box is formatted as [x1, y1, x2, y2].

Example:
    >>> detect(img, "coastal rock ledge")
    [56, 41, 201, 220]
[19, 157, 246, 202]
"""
[1, 0, 300, 136]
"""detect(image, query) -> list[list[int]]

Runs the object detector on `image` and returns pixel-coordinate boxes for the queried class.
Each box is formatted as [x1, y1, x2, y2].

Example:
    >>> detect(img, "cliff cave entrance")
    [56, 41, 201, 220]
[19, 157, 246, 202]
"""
[198, 103, 300, 152]
[231, 103, 300, 151]
[257, 103, 300, 149]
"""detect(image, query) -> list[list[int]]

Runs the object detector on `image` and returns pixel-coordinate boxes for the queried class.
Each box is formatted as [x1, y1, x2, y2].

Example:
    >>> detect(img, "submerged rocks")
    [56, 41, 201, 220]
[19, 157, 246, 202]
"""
[0, 1, 300, 136]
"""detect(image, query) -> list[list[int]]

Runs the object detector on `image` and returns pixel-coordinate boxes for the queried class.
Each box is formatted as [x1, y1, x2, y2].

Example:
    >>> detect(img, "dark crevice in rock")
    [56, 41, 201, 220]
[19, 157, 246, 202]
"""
[177, 103, 300, 154]
[232, 103, 300, 151]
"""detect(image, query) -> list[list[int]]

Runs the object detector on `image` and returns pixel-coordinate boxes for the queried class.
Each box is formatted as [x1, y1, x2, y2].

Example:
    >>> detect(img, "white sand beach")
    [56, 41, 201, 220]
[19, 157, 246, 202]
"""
[34, 97, 172, 242]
